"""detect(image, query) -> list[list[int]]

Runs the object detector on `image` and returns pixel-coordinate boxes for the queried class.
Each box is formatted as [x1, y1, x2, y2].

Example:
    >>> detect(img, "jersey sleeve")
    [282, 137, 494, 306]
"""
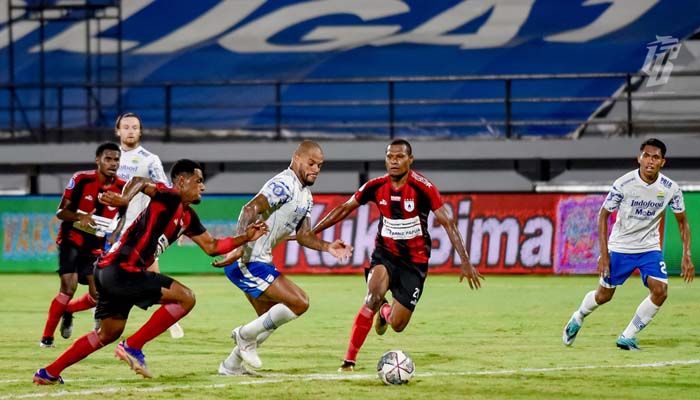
[58, 173, 81, 211]
[602, 178, 624, 212]
[354, 177, 383, 205]
[259, 174, 294, 208]
[669, 186, 686, 213]
[148, 155, 170, 184]
[411, 172, 443, 211]
[184, 209, 207, 237]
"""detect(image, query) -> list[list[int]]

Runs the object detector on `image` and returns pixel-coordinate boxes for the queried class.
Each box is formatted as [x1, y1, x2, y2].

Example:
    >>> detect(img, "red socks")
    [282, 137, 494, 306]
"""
[380, 302, 392, 325]
[344, 305, 375, 363]
[126, 304, 188, 350]
[66, 293, 97, 313]
[45, 331, 104, 377]
[42, 293, 71, 338]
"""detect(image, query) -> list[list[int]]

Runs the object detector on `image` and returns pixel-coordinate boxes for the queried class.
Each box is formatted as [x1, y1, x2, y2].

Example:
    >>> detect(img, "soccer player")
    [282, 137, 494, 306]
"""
[563, 138, 694, 350]
[311, 138, 483, 372]
[112, 112, 184, 339]
[213, 140, 353, 375]
[39, 142, 127, 348]
[33, 159, 268, 384]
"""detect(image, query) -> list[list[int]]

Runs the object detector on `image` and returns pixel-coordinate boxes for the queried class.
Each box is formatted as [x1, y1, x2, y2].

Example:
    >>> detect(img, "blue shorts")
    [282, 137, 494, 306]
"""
[224, 261, 280, 298]
[601, 250, 667, 288]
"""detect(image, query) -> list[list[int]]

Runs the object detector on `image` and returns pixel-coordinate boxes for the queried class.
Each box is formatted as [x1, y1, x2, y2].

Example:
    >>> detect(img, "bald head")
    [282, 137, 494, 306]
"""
[294, 140, 323, 157]
[291, 140, 324, 187]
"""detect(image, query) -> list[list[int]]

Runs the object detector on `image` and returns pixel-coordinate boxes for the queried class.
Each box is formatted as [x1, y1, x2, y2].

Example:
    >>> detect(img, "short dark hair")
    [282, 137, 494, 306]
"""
[115, 112, 143, 132]
[389, 138, 412, 156]
[170, 159, 203, 181]
[640, 138, 666, 158]
[96, 142, 120, 157]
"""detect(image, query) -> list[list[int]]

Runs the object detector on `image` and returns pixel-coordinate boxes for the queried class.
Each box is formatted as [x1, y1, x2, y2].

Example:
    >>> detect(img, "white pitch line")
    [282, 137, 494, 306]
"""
[3, 359, 699, 399]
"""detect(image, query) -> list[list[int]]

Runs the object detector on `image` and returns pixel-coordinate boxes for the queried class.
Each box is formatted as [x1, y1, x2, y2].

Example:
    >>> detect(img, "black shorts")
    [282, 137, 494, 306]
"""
[94, 264, 174, 320]
[366, 249, 428, 312]
[57, 244, 97, 285]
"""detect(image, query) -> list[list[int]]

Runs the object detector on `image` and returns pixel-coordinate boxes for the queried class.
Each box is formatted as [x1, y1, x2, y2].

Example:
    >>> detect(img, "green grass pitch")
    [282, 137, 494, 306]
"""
[1, 274, 698, 399]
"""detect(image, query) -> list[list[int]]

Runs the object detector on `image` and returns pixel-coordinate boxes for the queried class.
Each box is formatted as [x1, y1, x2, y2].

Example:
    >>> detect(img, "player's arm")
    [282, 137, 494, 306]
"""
[56, 198, 95, 228]
[433, 205, 483, 290]
[311, 195, 360, 234]
[296, 217, 352, 262]
[597, 208, 612, 278]
[211, 194, 270, 267]
[99, 177, 157, 207]
[674, 211, 694, 283]
[191, 221, 268, 257]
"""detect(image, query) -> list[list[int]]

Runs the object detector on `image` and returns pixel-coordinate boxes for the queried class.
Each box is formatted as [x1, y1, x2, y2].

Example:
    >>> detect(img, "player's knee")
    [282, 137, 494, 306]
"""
[180, 288, 196, 311]
[98, 327, 123, 344]
[365, 293, 385, 311]
[391, 320, 408, 333]
[595, 289, 613, 304]
[650, 285, 667, 303]
[290, 293, 309, 315]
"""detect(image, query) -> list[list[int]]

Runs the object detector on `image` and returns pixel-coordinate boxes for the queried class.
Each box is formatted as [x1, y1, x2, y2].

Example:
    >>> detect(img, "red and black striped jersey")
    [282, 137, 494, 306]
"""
[355, 170, 443, 264]
[98, 183, 206, 272]
[57, 170, 127, 254]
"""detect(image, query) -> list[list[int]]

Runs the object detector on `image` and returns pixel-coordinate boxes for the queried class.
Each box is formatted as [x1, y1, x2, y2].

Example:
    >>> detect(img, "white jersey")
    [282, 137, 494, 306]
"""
[239, 168, 313, 265]
[603, 170, 685, 253]
[116, 145, 169, 230]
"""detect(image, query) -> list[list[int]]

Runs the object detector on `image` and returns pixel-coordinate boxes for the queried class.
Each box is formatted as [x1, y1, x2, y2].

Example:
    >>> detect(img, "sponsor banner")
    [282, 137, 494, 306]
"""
[0, 196, 249, 273]
[273, 193, 568, 274]
[2, 193, 692, 275]
[664, 192, 700, 275]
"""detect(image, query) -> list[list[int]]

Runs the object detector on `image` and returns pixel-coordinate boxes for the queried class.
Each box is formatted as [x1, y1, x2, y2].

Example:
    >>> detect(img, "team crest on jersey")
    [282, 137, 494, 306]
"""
[656, 190, 665, 200]
[404, 199, 415, 212]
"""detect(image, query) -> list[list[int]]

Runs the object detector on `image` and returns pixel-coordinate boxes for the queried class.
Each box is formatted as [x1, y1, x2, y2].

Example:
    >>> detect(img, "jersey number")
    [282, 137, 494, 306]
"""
[659, 261, 667, 275]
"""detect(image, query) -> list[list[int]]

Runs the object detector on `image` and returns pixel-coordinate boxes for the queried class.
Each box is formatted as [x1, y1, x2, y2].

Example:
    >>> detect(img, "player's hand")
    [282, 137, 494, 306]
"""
[328, 239, 353, 264]
[244, 221, 268, 241]
[459, 262, 483, 290]
[681, 255, 695, 283]
[77, 209, 96, 228]
[212, 247, 244, 268]
[597, 254, 610, 279]
[99, 192, 129, 207]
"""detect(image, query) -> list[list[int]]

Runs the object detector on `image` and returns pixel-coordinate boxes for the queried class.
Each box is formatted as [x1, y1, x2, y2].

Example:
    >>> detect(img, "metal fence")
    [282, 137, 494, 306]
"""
[2, 71, 700, 142]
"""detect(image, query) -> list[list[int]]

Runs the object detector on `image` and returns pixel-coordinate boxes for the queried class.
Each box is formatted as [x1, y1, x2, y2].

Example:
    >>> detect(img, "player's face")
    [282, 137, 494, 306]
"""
[638, 145, 665, 182]
[177, 168, 205, 204]
[116, 116, 141, 148]
[385, 144, 413, 179]
[296, 148, 324, 186]
[96, 149, 121, 178]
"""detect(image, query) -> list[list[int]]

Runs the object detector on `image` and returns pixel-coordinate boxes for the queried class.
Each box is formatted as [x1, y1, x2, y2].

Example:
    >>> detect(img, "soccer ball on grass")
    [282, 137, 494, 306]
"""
[376, 350, 415, 385]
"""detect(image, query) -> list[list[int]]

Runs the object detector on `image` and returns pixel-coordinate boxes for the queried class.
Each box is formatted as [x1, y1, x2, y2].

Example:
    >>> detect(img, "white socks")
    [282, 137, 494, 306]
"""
[240, 304, 298, 339]
[224, 331, 272, 369]
[621, 296, 660, 339]
[574, 290, 600, 322]
[224, 304, 298, 369]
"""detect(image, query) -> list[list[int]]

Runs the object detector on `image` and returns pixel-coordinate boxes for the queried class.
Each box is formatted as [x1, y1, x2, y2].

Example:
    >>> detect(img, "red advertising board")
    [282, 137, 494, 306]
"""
[272, 193, 604, 274]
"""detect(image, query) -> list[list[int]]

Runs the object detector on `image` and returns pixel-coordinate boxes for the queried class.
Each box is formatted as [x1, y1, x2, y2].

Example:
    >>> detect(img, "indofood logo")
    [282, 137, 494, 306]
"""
[642, 36, 681, 87]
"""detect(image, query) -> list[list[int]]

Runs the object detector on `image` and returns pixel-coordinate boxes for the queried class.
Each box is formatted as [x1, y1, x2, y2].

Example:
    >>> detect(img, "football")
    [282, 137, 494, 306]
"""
[376, 350, 415, 385]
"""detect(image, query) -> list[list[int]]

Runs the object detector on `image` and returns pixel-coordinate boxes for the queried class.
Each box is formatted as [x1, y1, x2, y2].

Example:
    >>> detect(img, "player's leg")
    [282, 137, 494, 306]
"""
[563, 251, 631, 346]
[35, 270, 129, 385]
[617, 251, 668, 350]
[220, 294, 274, 376]
[339, 264, 391, 371]
[61, 259, 100, 339]
[41, 267, 79, 347]
[124, 278, 195, 350]
[146, 259, 184, 338]
[380, 262, 425, 333]
[232, 274, 308, 368]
